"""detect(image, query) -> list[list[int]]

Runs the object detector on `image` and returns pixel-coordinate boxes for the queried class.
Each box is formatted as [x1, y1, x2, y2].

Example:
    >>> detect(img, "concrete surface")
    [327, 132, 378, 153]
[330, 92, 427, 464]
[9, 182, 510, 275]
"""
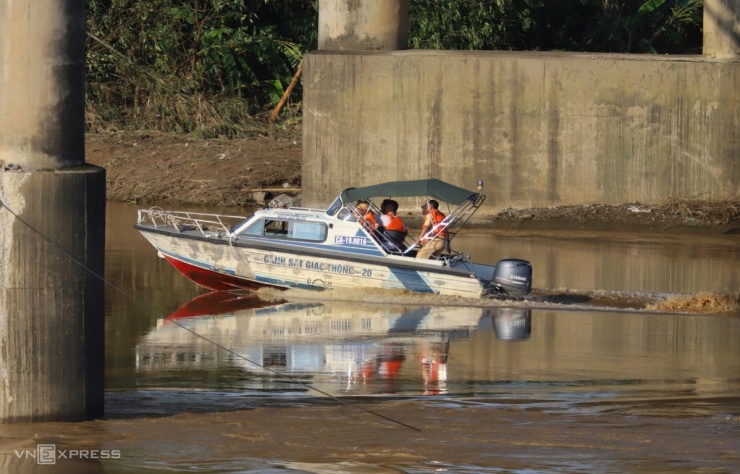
[0, 167, 106, 422]
[302, 50, 738, 213]
[0, 0, 105, 422]
[703, 0, 739, 58]
[319, 0, 409, 51]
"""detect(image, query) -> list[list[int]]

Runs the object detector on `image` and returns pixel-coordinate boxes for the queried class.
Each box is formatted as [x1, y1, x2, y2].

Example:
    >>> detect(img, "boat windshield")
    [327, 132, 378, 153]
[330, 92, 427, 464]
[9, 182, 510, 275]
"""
[230, 217, 252, 234]
[326, 197, 342, 216]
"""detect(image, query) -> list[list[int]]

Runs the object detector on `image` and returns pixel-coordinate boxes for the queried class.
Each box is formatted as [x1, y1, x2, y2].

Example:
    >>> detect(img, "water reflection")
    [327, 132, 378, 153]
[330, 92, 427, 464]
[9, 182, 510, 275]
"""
[136, 292, 531, 396]
[491, 307, 532, 340]
[131, 290, 740, 405]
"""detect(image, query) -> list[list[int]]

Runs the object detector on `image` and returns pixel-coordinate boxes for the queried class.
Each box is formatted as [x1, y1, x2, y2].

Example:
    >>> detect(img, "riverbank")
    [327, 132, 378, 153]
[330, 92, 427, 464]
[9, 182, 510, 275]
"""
[85, 131, 740, 234]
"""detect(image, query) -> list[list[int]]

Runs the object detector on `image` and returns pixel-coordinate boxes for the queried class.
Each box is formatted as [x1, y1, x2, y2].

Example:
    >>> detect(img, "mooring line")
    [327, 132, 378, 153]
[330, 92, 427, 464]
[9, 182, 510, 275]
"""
[0, 200, 421, 432]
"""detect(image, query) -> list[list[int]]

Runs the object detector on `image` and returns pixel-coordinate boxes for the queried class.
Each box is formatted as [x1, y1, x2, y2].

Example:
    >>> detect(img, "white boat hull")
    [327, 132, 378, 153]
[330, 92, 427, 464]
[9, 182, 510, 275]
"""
[138, 229, 488, 298]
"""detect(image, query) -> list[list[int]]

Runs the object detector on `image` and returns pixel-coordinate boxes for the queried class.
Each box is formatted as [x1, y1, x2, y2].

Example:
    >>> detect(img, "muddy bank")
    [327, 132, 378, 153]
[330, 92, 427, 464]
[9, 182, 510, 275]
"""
[85, 132, 740, 234]
[86, 131, 301, 208]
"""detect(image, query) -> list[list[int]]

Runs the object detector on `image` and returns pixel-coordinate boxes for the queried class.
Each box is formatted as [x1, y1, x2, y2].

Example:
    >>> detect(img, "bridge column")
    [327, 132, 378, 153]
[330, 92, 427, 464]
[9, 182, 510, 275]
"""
[0, 0, 105, 422]
[703, 0, 739, 58]
[318, 0, 409, 50]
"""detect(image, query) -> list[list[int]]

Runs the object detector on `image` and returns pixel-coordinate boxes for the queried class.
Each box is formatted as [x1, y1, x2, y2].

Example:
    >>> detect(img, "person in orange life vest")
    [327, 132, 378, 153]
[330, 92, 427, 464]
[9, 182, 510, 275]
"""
[416, 199, 449, 259]
[354, 200, 378, 231]
[380, 199, 407, 248]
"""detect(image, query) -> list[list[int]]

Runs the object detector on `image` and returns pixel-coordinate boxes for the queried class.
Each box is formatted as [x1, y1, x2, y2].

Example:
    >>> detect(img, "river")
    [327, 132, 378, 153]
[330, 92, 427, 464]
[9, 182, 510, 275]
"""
[1, 202, 738, 473]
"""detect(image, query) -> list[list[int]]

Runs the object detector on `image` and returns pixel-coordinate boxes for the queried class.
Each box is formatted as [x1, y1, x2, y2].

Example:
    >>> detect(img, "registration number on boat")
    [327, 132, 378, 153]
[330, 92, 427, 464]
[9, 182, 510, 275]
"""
[263, 255, 363, 276]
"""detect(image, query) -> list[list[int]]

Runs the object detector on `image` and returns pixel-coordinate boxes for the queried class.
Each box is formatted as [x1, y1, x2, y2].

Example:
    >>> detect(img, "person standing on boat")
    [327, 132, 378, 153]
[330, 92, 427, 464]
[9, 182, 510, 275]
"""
[416, 200, 449, 259]
[380, 199, 407, 249]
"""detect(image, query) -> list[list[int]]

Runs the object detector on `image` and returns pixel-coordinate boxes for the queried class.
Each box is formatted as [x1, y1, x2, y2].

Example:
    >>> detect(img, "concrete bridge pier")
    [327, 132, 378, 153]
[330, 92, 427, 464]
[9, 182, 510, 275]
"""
[703, 0, 739, 58]
[0, 0, 105, 422]
[318, 0, 409, 50]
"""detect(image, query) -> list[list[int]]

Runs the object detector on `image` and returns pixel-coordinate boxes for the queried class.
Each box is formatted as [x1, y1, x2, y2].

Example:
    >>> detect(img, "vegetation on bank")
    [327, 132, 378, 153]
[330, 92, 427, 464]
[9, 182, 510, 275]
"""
[409, 0, 702, 53]
[86, 0, 703, 137]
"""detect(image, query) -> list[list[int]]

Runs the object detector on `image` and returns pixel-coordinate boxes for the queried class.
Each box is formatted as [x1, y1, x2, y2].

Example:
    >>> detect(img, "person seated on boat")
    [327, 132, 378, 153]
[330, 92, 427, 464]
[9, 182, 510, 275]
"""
[380, 199, 407, 250]
[354, 200, 379, 232]
[264, 219, 288, 235]
[415, 200, 449, 259]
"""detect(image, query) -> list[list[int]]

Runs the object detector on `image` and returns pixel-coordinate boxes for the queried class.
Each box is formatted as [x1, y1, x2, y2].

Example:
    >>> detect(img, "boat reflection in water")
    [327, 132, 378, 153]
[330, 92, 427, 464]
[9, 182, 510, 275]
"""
[136, 291, 531, 396]
[491, 307, 532, 341]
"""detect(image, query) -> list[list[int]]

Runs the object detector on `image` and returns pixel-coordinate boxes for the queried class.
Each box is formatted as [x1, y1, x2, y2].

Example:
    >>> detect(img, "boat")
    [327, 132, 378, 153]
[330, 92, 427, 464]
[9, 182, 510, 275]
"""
[135, 179, 532, 298]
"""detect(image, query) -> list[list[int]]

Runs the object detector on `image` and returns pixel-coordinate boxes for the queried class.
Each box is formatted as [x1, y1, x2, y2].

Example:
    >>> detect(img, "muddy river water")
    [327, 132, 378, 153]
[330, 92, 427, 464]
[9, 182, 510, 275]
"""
[1, 202, 739, 473]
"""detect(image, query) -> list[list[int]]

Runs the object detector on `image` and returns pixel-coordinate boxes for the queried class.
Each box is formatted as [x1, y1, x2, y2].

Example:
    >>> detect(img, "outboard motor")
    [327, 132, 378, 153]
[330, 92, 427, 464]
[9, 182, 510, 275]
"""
[491, 259, 532, 295]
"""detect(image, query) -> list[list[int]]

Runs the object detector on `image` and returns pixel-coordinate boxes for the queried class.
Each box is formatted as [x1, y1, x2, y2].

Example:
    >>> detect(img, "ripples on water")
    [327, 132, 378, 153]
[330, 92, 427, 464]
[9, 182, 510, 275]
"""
[257, 285, 740, 315]
[645, 290, 740, 313]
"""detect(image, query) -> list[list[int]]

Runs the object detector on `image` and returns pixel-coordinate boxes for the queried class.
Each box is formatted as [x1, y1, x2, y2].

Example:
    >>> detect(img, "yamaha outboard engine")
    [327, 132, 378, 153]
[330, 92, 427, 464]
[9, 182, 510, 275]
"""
[490, 259, 532, 295]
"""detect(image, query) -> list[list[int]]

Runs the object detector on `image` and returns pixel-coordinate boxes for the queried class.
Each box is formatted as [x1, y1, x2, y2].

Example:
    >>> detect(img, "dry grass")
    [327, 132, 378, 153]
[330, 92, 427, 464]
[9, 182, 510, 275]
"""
[86, 90, 302, 140]
[660, 196, 740, 225]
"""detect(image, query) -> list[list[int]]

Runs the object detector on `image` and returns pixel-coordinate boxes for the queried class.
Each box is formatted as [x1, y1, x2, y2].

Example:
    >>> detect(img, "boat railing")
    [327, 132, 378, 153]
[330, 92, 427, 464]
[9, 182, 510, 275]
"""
[137, 207, 247, 236]
[437, 194, 486, 244]
[402, 194, 486, 256]
[341, 201, 412, 255]
[271, 205, 327, 213]
[342, 196, 485, 258]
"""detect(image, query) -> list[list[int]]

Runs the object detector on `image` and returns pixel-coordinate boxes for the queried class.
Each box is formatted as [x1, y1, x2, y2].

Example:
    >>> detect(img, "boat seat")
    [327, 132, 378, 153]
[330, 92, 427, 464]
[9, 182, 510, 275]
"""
[383, 229, 407, 246]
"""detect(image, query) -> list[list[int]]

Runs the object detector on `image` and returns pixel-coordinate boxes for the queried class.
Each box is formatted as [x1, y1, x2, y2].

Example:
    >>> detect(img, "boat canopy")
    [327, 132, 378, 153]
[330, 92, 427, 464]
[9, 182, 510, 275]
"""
[341, 179, 479, 206]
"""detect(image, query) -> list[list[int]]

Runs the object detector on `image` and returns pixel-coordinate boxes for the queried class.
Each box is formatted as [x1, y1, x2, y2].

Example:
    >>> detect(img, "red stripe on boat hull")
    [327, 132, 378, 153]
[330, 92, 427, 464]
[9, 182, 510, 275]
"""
[163, 254, 277, 291]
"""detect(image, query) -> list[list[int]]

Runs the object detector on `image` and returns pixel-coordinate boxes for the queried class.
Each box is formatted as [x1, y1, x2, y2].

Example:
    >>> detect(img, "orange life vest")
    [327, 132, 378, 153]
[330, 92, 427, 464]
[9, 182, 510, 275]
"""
[384, 213, 406, 232]
[354, 208, 377, 231]
[365, 211, 377, 229]
[429, 208, 448, 237]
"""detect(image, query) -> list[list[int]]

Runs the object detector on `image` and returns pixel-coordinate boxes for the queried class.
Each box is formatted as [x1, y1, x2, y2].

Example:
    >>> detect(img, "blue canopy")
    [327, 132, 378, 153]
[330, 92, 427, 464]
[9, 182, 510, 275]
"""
[341, 179, 479, 206]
